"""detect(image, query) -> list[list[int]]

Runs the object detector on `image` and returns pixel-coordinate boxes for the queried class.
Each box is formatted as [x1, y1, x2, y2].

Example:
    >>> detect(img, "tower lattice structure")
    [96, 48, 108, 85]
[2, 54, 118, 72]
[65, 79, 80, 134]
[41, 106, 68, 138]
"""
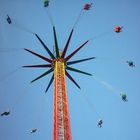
[54, 59, 72, 140]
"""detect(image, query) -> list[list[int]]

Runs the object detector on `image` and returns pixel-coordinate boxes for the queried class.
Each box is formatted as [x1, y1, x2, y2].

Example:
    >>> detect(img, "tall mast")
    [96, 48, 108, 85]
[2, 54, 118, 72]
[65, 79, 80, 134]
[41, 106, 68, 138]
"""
[53, 59, 72, 140]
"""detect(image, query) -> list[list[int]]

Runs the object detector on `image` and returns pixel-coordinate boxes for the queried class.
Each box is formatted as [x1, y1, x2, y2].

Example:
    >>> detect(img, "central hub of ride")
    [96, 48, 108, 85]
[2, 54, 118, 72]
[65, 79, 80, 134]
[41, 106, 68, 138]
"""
[52, 58, 66, 68]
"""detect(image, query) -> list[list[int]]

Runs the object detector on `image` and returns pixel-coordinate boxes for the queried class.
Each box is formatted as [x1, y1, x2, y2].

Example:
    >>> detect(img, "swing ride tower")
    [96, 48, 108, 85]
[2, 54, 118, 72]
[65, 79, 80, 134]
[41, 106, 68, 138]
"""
[21, 2, 96, 139]
[23, 26, 95, 139]
[23, 24, 95, 139]
[23, 1, 96, 138]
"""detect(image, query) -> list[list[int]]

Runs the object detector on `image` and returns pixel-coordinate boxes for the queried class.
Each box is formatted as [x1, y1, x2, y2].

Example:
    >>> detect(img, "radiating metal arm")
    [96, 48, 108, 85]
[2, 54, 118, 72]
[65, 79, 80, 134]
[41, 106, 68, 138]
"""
[53, 26, 60, 58]
[24, 48, 52, 63]
[61, 29, 74, 58]
[23, 64, 52, 68]
[45, 74, 54, 93]
[65, 40, 89, 61]
[35, 34, 55, 59]
[66, 66, 92, 76]
[65, 70, 81, 89]
[31, 68, 53, 83]
[67, 56, 95, 65]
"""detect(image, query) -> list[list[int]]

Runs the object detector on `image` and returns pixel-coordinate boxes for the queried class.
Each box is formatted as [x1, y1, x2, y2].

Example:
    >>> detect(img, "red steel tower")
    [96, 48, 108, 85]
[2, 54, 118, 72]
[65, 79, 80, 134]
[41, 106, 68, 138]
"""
[23, 26, 95, 139]
[53, 59, 72, 140]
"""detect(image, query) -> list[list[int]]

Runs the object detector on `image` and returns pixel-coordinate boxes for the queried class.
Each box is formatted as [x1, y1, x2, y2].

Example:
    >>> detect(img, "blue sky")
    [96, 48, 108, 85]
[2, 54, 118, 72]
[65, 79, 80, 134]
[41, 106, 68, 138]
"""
[0, 0, 140, 140]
